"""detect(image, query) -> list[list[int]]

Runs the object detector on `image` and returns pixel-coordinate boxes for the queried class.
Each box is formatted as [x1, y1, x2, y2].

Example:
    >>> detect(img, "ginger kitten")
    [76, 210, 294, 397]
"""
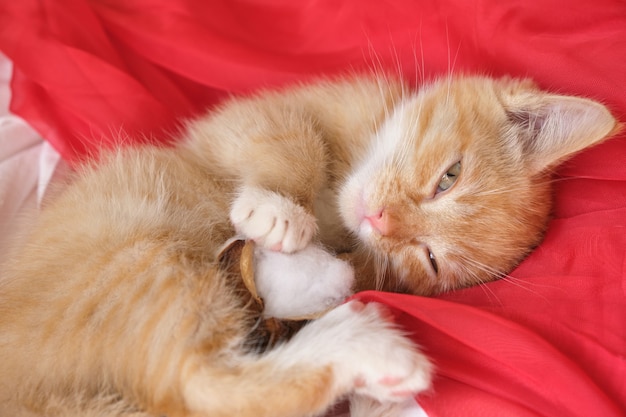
[0, 75, 617, 417]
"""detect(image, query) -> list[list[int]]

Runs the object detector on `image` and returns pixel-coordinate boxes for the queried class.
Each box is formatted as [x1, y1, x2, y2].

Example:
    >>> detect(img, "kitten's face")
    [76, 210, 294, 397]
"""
[339, 77, 617, 295]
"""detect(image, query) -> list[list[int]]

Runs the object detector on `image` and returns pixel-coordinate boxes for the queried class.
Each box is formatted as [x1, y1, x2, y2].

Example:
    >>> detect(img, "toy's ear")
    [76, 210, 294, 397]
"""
[505, 93, 618, 174]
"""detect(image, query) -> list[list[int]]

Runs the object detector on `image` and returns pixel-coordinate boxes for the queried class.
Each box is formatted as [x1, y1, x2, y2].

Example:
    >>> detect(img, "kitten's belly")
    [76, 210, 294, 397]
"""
[314, 187, 354, 252]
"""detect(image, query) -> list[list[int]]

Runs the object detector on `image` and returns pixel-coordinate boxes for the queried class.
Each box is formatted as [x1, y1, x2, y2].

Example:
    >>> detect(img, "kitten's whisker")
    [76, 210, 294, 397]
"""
[457, 255, 506, 281]
[410, 37, 419, 89]
[470, 185, 525, 197]
[362, 35, 396, 130]
[445, 23, 452, 105]
[392, 43, 405, 91]
[470, 177, 549, 199]
[498, 276, 548, 297]
[458, 255, 551, 302]
[362, 34, 384, 79]
[456, 263, 504, 306]
[450, 38, 461, 79]
[374, 72, 395, 124]
[476, 277, 504, 307]
[414, 18, 426, 87]
[374, 251, 390, 291]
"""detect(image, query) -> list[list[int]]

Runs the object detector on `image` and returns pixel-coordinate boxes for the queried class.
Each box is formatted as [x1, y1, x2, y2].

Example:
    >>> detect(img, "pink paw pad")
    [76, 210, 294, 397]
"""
[378, 376, 403, 386]
[390, 389, 416, 398]
[380, 376, 417, 397]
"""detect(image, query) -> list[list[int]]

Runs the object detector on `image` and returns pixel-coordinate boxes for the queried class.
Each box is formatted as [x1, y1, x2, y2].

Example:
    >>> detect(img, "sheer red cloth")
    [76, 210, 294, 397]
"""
[1, 0, 625, 415]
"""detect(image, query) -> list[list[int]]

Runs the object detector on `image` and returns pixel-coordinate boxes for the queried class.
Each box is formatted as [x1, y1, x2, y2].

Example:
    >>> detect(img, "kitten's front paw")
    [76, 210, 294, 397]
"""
[230, 186, 317, 253]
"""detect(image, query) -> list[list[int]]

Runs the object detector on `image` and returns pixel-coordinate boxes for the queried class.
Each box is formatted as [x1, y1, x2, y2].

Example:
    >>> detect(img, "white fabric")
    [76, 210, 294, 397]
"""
[0, 53, 65, 257]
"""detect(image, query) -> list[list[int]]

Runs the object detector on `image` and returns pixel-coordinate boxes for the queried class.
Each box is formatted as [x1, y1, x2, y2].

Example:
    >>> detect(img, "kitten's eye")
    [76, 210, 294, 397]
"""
[428, 249, 438, 274]
[437, 161, 461, 194]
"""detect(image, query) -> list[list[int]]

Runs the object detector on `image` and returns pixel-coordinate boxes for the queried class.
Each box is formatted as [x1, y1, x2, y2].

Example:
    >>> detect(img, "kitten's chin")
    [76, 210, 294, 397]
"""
[355, 221, 378, 243]
[343, 196, 384, 245]
[340, 204, 379, 245]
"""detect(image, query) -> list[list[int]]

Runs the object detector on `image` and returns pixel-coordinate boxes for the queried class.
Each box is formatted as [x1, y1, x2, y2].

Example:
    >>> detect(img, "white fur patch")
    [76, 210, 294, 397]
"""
[368, 100, 413, 168]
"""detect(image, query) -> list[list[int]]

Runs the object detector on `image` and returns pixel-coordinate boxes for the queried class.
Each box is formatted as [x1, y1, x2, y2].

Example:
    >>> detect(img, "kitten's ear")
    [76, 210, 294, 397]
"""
[506, 94, 618, 174]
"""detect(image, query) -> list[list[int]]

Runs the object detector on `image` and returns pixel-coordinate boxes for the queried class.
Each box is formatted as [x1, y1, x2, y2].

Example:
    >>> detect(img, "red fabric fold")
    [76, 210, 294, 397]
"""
[357, 291, 624, 417]
[1, 0, 625, 415]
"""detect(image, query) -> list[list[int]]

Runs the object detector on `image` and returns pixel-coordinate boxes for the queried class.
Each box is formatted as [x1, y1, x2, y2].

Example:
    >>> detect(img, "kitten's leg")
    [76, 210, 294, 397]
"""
[185, 96, 329, 210]
[185, 96, 330, 252]
[183, 301, 432, 417]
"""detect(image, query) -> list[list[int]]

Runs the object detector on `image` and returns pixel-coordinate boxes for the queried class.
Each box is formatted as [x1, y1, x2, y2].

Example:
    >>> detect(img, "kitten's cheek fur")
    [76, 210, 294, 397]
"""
[338, 175, 368, 235]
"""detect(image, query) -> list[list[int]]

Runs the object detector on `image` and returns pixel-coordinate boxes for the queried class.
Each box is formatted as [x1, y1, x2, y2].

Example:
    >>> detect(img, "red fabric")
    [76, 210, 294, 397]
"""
[1, 0, 625, 415]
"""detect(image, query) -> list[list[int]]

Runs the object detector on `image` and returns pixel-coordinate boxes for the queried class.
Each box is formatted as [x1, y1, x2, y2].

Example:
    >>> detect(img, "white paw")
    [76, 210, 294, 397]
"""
[333, 302, 432, 402]
[296, 301, 432, 403]
[230, 186, 317, 253]
[349, 396, 429, 417]
[254, 244, 355, 319]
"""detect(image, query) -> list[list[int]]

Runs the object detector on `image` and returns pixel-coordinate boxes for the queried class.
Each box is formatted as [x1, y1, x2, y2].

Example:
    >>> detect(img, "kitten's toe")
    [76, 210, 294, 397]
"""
[230, 186, 316, 253]
[280, 215, 316, 253]
[349, 396, 425, 417]
[263, 216, 288, 250]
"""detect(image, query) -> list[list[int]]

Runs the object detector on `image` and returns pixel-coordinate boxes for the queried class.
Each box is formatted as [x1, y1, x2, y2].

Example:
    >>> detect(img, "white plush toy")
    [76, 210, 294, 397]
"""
[253, 243, 355, 319]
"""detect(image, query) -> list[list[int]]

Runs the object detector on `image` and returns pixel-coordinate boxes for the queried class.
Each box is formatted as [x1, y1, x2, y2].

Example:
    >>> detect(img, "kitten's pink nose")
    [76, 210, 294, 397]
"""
[365, 209, 389, 235]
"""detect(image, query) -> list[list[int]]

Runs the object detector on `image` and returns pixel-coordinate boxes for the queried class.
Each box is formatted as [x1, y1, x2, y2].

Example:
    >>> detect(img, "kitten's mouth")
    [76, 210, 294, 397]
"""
[356, 220, 376, 241]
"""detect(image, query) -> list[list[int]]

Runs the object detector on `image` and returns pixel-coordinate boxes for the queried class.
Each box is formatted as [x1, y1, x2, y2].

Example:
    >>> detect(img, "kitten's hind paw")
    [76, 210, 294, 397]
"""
[349, 397, 427, 417]
[230, 186, 317, 253]
[314, 301, 433, 403]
